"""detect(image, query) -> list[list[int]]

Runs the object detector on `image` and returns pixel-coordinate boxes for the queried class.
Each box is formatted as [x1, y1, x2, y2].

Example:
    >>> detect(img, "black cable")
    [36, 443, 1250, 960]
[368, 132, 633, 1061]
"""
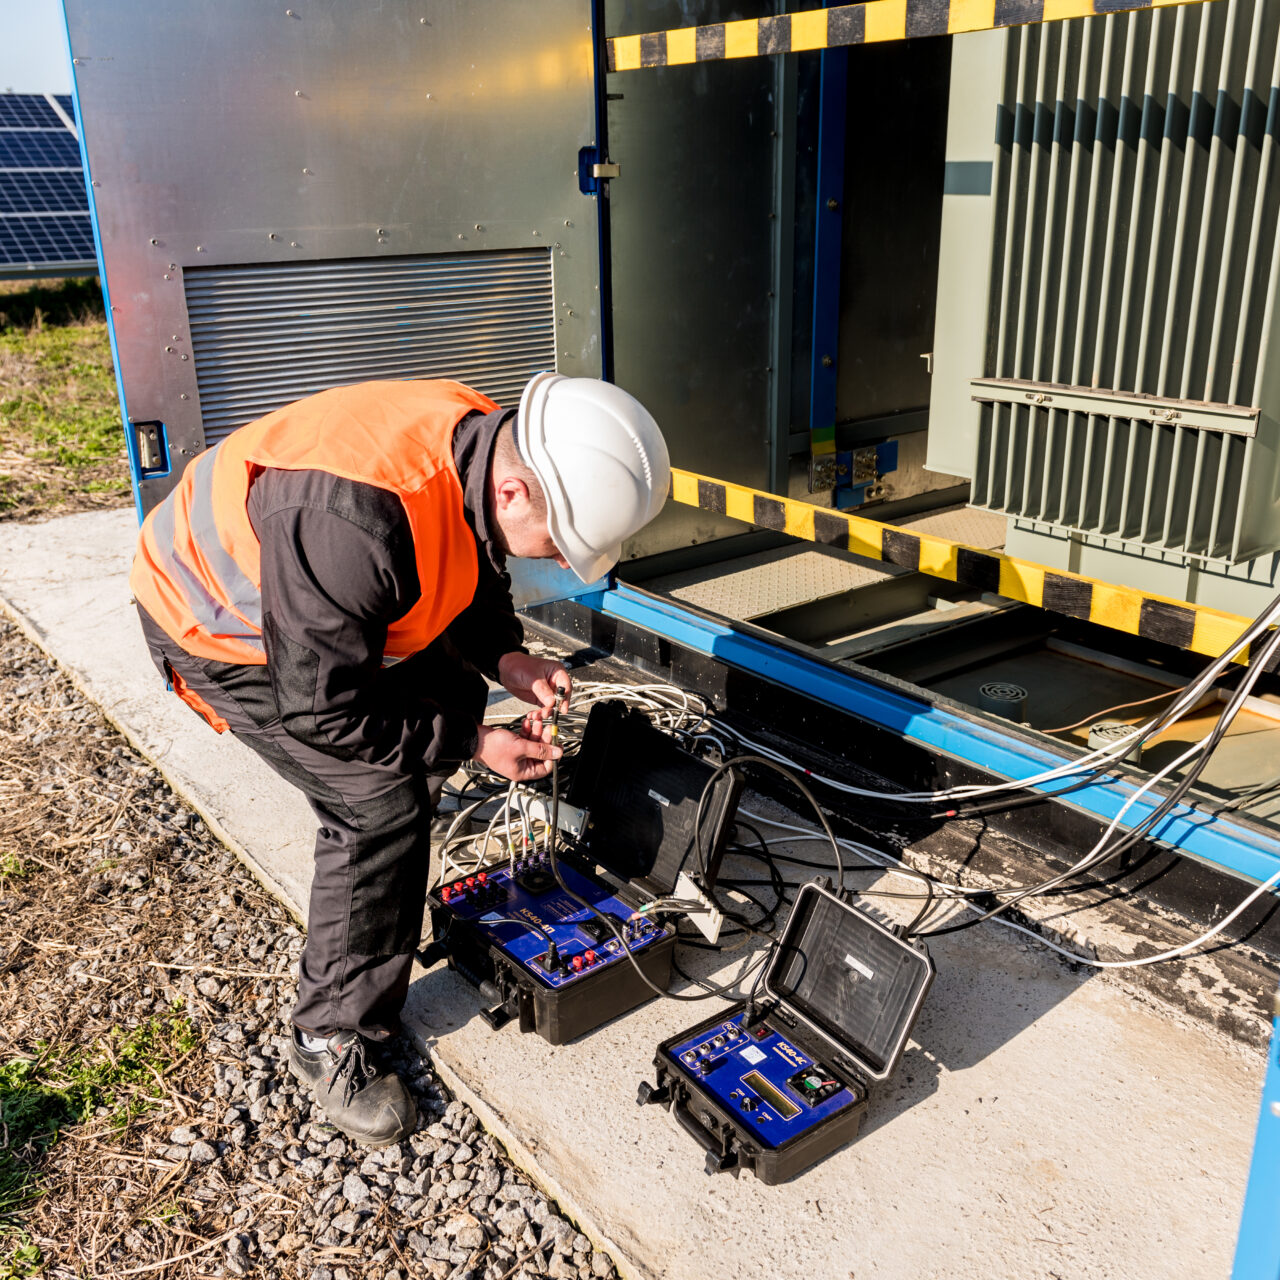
[544, 690, 760, 1003]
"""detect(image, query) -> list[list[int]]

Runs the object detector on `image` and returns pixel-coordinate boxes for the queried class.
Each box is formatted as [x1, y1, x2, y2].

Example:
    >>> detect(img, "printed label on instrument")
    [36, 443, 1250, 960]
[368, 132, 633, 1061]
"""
[740, 1045, 766, 1066]
[647, 789, 670, 807]
[845, 953, 874, 979]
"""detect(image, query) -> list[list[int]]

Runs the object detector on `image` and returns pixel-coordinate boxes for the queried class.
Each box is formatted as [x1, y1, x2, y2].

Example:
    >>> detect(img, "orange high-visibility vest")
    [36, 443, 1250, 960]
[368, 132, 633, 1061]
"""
[131, 380, 498, 667]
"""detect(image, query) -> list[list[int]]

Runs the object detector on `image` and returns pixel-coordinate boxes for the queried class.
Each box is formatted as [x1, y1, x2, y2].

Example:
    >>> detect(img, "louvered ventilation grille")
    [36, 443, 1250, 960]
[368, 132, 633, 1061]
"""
[971, 0, 1280, 563]
[184, 250, 556, 446]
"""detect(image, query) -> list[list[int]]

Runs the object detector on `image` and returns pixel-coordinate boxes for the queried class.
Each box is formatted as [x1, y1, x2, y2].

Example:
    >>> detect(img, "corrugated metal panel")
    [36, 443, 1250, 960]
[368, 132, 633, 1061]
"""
[185, 250, 555, 446]
[970, 0, 1280, 563]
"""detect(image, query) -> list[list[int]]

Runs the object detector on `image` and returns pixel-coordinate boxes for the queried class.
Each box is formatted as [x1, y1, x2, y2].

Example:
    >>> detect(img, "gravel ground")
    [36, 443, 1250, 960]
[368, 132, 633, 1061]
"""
[0, 614, 618, 1280]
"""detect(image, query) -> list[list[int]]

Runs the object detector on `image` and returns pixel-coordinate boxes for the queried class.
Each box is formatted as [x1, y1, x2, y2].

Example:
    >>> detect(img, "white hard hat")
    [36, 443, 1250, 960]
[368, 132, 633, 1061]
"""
[516, 372, 670, 583]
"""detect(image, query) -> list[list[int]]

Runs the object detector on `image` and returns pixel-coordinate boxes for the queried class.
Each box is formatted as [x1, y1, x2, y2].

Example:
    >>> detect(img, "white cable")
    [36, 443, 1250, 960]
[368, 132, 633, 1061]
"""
[994, 868, 1280, 968]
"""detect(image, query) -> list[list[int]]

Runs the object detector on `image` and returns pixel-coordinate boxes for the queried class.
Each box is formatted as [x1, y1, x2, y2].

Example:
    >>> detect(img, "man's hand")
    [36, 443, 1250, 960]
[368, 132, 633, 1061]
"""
[472, 723, 563, 782]
[497, 652, 572, 711]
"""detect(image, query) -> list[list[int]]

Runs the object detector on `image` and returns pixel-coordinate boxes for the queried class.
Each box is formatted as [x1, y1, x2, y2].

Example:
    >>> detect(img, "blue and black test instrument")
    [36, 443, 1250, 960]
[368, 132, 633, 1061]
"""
[639, 880, 935, 1183]
[428, 700, 742, 1044]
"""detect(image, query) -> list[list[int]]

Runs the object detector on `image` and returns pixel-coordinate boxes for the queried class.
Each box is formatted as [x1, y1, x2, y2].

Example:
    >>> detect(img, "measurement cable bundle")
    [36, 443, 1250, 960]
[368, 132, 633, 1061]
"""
[422, 597, 1280, 1179]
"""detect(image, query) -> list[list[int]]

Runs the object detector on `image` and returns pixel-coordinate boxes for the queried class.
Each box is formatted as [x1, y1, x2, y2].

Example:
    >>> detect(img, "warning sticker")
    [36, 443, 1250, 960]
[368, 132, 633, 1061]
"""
[740, 1045, 767, 1066]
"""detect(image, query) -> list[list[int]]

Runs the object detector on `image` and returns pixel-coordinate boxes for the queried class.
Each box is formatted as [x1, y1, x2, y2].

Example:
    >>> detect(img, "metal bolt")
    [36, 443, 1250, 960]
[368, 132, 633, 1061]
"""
[821, 355, 833, 368]
[377, 237, 387, 244]
[420, 15, 427, 22]
[567, 310, 575, 317]
[91, 180, 100, 187]
[286, 6, 295, 13]
[172, 334, 180, 341]
[532, 230, 539, 237]
[1033, 393, 1046, 404]
[457, 233, 465, 240]
[169, 264, 176, 270]
[425, 93, 432, 100]
[827, 198, 839, 212]
[376, 227, 386, 236]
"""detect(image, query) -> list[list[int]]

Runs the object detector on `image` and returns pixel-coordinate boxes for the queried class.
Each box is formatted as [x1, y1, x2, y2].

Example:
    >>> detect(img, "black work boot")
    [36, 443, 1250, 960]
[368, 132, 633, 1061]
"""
[287, 1029, 416, 1148]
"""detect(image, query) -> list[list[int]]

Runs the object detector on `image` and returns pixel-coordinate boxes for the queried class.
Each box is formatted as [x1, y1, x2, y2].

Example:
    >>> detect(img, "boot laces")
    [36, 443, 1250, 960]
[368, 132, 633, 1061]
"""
[325, 1036, 379, 1106]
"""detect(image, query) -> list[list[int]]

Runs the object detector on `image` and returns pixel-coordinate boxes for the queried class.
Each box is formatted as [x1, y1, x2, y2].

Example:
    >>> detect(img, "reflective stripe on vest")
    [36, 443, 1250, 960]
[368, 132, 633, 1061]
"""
[148, 466, 265, 650]
[186, 445, 264, 634]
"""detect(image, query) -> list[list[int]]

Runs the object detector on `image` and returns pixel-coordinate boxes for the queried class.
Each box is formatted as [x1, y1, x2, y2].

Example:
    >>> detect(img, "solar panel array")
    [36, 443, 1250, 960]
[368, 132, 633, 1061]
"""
[0, 93, 96, 274]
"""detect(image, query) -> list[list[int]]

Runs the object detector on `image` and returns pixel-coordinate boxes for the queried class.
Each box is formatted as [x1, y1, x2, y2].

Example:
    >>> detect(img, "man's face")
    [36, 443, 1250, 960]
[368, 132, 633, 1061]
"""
[492, 477, 569, 567]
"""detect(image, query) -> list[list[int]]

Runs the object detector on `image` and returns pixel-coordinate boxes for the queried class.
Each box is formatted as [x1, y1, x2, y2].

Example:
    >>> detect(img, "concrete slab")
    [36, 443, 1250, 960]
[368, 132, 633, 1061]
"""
[0, 509, 1268, 1280]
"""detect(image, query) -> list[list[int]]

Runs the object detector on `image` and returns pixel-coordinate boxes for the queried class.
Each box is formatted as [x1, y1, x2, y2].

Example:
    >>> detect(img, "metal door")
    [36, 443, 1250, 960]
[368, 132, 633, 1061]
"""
[62, 0, 606, 516]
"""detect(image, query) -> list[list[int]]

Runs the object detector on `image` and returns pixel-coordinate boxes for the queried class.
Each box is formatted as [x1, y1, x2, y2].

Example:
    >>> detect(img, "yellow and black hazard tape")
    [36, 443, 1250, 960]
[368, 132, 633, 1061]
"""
[668, 468, 1259, 664]
[606, 0, 1211, 72]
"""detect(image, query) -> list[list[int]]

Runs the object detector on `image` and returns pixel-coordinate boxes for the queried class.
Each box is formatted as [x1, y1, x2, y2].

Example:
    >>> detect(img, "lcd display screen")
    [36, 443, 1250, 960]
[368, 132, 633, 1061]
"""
[741, 1071, 800, 1120]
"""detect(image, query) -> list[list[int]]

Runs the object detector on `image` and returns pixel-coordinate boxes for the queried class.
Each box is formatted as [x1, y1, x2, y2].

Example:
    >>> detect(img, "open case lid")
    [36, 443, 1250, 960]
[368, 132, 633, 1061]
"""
[764, 881, 935, 1084]
[567, 700, 741, 897]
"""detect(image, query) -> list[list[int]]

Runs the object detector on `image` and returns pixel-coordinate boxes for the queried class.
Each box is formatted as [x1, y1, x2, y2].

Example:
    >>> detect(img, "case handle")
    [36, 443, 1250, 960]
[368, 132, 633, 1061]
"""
[673, 1101, 738, 1175]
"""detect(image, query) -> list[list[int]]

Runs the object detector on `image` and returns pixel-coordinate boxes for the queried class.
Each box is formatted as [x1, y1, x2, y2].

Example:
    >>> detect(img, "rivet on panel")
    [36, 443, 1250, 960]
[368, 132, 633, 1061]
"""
[180, 394, 189, 400]
[269, 233, 278, 240]
[564, 220, 572, 228]
[286, 7, 296, 13]
[376, 228, 386, 236]
[149, 237, 158, 245]
[474, 224, 483, 232]
[295, 89, 304, 97]
[168, 263, 176, 270]
[290, 241, 299, 248]
[163, 274, 172, 280]
[302, 167, 312, 175]
[181, 354, 189, 361]
[196, 244, 204, 252]
[420, 16, 427, 23]
[425, 93, 433, 100]
[164, 346, 173, 353]
[91, 180, 100, 187]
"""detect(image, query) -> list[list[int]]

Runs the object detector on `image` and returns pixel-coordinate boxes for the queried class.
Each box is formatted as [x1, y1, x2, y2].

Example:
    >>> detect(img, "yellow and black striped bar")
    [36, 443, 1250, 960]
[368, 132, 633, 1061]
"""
[668, 468, 1259, 664]
[607, 0, 1212, 72]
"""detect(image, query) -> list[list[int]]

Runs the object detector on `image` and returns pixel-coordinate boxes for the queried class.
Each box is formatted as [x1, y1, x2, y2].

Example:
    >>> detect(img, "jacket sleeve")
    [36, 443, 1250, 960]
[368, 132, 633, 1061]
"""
[442, 549, 527, 681]
[250, 469, 480, 773]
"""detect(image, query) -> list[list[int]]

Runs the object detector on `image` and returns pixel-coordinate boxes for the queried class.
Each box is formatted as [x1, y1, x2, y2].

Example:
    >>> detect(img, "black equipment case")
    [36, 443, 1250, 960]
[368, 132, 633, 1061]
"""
[638, 879, 935, 1183]
[427, 699, 741, 1045]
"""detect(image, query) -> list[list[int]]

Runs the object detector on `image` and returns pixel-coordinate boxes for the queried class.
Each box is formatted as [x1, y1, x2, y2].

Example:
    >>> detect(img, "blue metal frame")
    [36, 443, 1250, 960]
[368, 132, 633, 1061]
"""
[59, 2, 144, 526]
[1233, 985, 1280, 1280]
[579, 583, 1280, 888]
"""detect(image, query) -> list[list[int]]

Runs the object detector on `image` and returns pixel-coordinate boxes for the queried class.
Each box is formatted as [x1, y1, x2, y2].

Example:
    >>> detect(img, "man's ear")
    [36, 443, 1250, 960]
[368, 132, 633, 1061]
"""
[493, 475, 532, 517]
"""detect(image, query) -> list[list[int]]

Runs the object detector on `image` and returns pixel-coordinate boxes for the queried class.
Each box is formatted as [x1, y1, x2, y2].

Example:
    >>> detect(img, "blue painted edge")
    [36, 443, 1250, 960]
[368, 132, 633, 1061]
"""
[1232, 994, 1280, 1280]
[582, 584, 1280, 888]
[59, 2, 144, 528]
[808, 47, 848, 441]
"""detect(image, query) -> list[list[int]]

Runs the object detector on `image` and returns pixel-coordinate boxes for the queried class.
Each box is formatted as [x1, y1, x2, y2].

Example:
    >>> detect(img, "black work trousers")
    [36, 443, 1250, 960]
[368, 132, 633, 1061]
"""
[138, 608, 455, 1041]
